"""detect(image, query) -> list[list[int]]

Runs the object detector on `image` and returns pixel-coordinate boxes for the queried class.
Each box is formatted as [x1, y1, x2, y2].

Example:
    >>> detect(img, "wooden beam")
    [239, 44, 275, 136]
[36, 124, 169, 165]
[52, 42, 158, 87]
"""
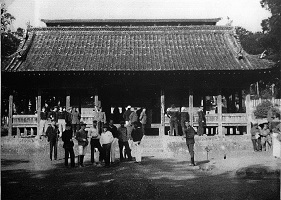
[246, 93, 251, 135]
[8, 94, 13, 136]
[189, 88, 194, 126]
[217, 89, 223, 135]
[95, 89, 99, 107]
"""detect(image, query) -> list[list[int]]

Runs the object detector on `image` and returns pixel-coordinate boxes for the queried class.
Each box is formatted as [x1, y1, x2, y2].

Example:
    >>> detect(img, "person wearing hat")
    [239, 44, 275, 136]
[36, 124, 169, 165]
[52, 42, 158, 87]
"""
[123, 105, 133, 126]
[75, 121, 88, 167]
[46, 119, 59, 161]
[62, 123, 75, 167]
[99, 124, 114, 167]
[118, 121, 132, 161]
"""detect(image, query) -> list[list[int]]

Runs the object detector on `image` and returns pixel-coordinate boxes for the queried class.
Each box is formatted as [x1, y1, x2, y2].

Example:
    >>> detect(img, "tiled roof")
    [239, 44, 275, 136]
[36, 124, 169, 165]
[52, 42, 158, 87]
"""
[3, 25, 273, 72]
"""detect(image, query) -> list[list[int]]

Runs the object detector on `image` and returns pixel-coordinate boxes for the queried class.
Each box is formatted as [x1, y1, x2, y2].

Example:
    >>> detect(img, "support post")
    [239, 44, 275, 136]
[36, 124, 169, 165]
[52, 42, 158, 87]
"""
[238, 90, 243, 112]
[246, 93, 251, 135]
[217, 89, 223, 135]
[232, 92, 236, 112]
[37, 89, 42, 135]
[66, 90, 70, 110]
[189, 89, 194, 126]
[160, 89, 165, 136]
[8, 94, 13, 136]
[94, 89, 99, 107]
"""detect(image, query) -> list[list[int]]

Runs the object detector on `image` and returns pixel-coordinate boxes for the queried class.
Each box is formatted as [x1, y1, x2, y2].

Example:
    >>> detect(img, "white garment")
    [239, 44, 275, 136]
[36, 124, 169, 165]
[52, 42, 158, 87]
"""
[100, 131, 113, 145]
[272, 132, 281, 158]
[133, 141, 142, 162]
[110, 138, 119, 162]
[78, 145, 87, 155]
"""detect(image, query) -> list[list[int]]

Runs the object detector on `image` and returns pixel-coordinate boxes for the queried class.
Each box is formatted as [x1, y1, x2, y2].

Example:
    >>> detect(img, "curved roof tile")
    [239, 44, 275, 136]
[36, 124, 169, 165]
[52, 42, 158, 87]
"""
[2, 25, 273, 72]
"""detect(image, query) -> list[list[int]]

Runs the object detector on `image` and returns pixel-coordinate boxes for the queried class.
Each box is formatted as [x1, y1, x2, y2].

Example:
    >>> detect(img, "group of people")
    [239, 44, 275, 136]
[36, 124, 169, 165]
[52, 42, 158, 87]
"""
[167, 104, 206, 136]
[251, 108, 281, 158]
[39, 103, 81, 137]
[45, 105, 146, 168]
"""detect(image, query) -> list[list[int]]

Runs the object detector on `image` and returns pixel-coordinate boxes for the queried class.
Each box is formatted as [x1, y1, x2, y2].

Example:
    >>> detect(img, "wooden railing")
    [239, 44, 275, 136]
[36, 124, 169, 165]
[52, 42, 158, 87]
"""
[12, 115, 38, 136]
[165, 113, 247, 127]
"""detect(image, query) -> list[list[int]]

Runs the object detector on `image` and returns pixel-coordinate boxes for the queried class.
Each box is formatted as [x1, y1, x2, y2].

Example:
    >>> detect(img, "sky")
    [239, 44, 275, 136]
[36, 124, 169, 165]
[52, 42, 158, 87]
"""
[2, 0, 271, 32]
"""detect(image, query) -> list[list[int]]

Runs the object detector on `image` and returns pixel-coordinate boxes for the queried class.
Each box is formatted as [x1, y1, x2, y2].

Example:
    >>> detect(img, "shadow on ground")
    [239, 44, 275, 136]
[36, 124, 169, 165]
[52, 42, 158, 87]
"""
[2, 154, 280, 200]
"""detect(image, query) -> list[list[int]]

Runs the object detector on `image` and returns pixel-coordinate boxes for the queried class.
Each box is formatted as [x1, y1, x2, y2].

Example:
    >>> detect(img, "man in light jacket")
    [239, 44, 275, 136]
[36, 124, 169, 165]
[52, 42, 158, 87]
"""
[100, 124, 113, 167]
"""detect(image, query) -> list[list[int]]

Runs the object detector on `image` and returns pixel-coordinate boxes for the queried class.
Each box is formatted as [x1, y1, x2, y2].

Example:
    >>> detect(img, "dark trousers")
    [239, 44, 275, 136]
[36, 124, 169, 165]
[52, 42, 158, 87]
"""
[170, 120, 179, 136]
[49, 140, 57, 160]
[118, 141, 132, 160]
[72, 124, 80, 136]
[187, 143, 195, 158]
[141, 124, 146, 135]
[251, 139, 258, 151]
[91, 139, 104, 163]
[64, 147, 75, 167]
[257, 137, 262, 151]
[102, 143, 111, 166]
[198, 122, 205, 136]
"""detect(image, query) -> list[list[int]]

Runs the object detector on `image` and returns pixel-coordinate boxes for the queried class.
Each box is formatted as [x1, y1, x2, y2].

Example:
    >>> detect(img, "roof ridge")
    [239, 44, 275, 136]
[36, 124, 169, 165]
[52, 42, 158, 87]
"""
[30, 25, 233, 32]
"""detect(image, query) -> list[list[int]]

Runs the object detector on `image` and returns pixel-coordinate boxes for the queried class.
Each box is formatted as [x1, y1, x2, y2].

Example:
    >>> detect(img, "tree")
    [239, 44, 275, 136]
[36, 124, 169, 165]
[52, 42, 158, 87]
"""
[260, 0, 281, 62]
[1, 3, 22, 61]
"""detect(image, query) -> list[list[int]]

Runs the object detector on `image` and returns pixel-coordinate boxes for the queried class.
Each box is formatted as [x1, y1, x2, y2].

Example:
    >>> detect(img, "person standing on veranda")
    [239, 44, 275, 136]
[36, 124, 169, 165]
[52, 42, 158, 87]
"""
[123, 105, 133, 126]
[197, 106, 206, 136]
[139, 107, 147, 135]
[167, 104, 180, 136]
[39, 107, 48, 136]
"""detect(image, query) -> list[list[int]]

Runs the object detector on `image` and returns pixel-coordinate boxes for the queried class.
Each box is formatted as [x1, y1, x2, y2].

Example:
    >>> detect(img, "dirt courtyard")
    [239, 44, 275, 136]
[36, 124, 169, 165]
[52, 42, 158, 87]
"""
[1, 142, 280, 200]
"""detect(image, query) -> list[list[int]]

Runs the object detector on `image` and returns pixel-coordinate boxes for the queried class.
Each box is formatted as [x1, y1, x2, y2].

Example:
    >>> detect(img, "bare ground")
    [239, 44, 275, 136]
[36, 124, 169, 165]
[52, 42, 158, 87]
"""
[1, 143, 280, 200]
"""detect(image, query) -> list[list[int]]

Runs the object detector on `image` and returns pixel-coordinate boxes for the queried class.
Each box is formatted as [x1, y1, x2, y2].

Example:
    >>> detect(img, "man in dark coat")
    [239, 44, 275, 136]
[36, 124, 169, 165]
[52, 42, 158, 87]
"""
[180, 107, 190, 136]
[167, 104, 180, 136]
[197, 106, 206, 136]
[46, 119, 59, 161]
[183, 121, 196, 166]
[62, 123, 75, 167]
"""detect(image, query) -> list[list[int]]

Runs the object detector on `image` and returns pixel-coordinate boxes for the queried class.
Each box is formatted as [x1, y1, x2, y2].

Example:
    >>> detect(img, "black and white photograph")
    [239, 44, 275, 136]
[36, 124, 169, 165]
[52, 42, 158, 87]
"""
[1, 0, 281, 199]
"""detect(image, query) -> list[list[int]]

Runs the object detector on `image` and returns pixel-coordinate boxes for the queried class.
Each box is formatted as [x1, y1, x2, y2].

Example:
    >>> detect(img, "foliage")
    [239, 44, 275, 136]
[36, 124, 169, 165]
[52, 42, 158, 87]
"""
[260, 0, 281, 62]
[1, 4, 23, 60]
[254, 100, 273, 118]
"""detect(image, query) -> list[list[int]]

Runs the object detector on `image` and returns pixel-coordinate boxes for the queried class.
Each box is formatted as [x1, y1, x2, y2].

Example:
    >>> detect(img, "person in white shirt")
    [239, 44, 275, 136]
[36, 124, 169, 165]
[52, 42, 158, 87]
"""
[88, 120, 104, 166]
[99, 124, 114, 167]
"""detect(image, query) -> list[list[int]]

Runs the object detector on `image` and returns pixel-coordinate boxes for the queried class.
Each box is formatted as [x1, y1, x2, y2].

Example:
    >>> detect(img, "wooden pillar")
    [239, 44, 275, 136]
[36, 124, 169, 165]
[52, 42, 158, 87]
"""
[238, 90, 243, 112]
[246, 93, 251, 135]
[66, 90, 70, 110]
[8, 94, 13, 136]
[217, 89, 223, 135]
[231, 92, 236, 112]
[189, 89, 194, 126]
[160, 89, 165, 136]
[94, 89, 99, 107]
[37, 89, 42, 135]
